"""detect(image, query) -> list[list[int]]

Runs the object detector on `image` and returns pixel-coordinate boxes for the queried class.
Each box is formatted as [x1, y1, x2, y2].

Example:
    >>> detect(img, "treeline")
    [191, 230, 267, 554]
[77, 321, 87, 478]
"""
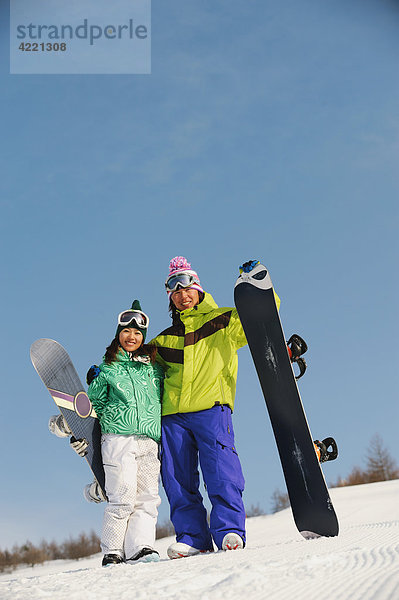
[270, 434, 399, 513]
[0, 520, 177, 574]
[331, 434, 399, 487]
[0, 531, 100, 573]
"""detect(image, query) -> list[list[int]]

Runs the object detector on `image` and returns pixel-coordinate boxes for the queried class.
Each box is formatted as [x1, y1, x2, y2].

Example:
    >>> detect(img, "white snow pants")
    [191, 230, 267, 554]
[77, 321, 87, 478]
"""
[101, 433, 161, 560]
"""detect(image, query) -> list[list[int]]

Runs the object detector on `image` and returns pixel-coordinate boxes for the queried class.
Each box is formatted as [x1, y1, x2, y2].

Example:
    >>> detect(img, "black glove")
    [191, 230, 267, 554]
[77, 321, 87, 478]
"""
[86, 365, 100, 385]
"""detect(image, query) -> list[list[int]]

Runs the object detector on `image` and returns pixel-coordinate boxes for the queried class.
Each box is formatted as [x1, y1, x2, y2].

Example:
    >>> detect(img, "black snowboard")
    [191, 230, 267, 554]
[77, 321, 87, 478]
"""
[234, 264, 338, 538]
[30, 338, 106, 496]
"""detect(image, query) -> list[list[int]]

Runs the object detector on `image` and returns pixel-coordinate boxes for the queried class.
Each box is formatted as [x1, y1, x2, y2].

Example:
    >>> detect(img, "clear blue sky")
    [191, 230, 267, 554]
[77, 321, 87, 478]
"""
[1, 0, 398, 548]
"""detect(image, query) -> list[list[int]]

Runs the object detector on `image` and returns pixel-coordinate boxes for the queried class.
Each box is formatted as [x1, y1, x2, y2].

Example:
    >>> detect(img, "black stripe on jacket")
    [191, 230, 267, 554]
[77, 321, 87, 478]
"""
[156, 311, 232, 363]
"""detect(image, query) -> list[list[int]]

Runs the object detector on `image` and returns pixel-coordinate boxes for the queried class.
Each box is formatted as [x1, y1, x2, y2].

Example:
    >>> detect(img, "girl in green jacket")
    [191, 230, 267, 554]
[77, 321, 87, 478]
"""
[87, 300, 164, 566]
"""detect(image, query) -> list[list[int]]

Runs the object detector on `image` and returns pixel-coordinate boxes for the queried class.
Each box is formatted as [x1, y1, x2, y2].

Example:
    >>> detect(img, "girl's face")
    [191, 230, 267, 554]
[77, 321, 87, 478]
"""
[171, 287, 200, 311]
[119, 328, 143, 352]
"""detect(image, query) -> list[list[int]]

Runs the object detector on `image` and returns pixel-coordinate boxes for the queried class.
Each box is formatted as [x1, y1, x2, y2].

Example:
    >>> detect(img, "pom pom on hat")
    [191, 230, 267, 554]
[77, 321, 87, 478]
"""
[168, 256, 193, 275]
[131, 299, 142, 311]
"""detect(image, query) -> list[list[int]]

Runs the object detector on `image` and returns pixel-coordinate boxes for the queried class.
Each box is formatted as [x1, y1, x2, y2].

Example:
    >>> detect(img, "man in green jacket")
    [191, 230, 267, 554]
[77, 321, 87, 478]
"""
[150, 256, 269, 558]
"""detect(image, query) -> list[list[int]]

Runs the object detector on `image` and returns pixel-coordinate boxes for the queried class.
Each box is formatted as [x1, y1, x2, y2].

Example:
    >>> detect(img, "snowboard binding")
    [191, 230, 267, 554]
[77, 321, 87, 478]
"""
[313, 437, 338, 463]
[287, 334, 308, 379]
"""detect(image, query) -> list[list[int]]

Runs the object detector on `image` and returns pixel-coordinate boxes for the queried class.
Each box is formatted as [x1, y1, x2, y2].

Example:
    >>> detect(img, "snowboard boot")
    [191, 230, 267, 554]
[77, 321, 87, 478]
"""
[167, 542, 204, 559]
[221, 533, 244, 551]
[126, 547, 160, 564]
[287, 334, 308, 379]
[314, 437, 338, 463]
[102, 553, 124, 567]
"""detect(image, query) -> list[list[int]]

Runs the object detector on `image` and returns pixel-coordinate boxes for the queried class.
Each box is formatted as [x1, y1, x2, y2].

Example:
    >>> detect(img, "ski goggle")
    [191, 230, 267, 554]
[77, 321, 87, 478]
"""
[117, 310, 150, 329]
[165, 273, 200, 293]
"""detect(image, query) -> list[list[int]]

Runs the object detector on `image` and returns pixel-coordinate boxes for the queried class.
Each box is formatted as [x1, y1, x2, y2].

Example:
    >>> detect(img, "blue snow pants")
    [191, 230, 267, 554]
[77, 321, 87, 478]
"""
[161, 405, 246, 551]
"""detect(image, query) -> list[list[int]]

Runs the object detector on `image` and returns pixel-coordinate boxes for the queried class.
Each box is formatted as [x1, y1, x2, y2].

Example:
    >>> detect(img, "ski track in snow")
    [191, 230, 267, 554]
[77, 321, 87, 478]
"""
[1, 481, 398, 600]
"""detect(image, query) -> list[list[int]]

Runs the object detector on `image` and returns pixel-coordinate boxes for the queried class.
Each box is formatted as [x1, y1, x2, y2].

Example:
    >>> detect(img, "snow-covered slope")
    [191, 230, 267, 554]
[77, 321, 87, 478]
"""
[1, 480, 398, 600]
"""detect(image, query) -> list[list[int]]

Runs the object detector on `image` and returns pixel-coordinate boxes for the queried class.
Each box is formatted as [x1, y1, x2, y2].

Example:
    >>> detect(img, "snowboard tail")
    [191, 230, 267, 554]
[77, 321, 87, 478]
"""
[30, 338, 106, 495]
[234, 265, 338, 538]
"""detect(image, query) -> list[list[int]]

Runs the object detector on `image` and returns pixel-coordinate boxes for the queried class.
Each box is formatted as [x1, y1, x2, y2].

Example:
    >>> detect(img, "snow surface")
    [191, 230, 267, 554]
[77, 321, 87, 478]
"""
[1, 480, 398, 600]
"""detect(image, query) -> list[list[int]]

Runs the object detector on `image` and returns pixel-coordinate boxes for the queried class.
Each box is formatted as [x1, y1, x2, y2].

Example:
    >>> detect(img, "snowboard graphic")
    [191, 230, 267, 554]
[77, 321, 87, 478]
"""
[234, 264, 339, 538]
[30, 338, 106, 496]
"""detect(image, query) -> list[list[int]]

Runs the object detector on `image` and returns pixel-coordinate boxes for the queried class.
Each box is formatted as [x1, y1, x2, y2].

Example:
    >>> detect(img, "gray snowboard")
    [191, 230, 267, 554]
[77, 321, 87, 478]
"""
[30, 338, 105, 495]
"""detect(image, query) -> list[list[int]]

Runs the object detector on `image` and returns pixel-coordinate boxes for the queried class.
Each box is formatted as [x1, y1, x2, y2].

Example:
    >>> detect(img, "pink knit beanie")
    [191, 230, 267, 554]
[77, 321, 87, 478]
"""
[165, 256, 204, 297]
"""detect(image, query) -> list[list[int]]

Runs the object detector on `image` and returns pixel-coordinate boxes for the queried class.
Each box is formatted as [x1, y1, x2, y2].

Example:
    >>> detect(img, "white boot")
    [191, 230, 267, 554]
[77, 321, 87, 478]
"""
[167, 542, 202, 559]
[221, 533, 244, 551]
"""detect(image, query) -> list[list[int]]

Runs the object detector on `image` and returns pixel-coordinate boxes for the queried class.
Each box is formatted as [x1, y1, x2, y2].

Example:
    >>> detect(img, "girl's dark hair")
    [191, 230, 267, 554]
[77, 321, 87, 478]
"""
[104, 336, 158, 364]
[168, 291, 205, 324]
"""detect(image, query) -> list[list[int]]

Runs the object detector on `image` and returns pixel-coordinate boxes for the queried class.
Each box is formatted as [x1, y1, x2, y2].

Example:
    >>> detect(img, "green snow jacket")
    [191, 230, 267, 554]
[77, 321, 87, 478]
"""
[87, 350, 164, 442]
[150, 292, 253, 416]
